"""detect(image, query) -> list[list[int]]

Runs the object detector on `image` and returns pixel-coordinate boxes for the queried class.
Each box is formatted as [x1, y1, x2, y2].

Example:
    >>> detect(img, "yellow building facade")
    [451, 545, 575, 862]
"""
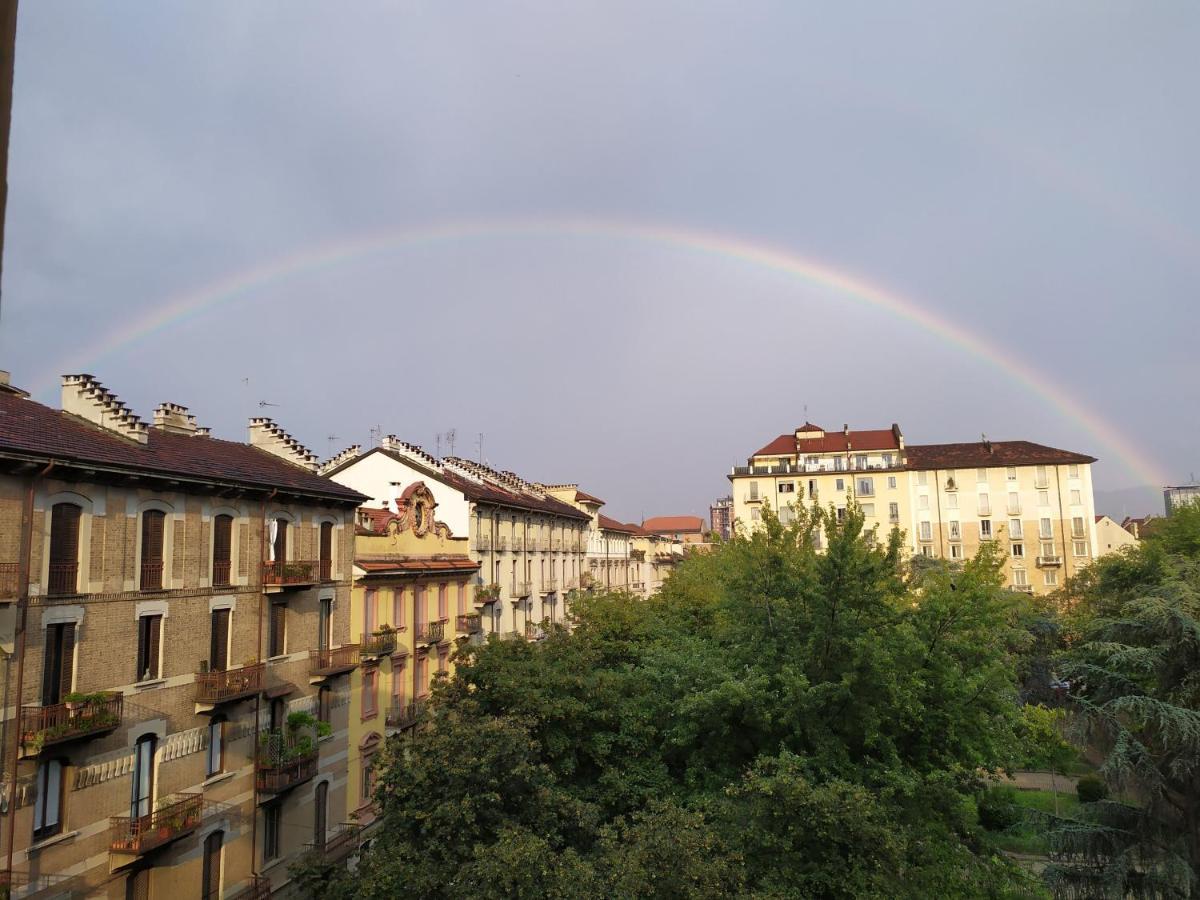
[345, 481, 479, 827]
[730, 422, 1099, 596]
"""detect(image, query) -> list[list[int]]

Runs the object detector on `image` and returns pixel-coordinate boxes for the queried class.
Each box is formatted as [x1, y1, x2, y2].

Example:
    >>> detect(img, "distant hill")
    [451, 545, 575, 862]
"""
[1094, 485, 1162, 520]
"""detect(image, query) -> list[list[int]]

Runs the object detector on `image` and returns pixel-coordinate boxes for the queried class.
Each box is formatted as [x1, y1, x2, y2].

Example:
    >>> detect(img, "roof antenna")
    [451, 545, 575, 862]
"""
[258, 400, 279, 408]
[327, 434, 339, 455]
[477, 432, 484, 464]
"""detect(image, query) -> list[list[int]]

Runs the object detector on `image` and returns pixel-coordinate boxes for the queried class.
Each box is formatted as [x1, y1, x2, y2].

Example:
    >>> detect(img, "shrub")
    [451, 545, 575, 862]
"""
[1075, 774, 1108, 803]
[977, 786, 1021, 831]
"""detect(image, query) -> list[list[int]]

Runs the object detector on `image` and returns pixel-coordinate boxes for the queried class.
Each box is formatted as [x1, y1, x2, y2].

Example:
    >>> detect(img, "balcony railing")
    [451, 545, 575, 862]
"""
[319, 557, 333, 581]
[511, 581, 531, 598]
[525, 622, 545, 641]
[110, 793, 203, 856]
[1036, 555, 1063, 567]
[309, 645, 360, 676]
[1007, 505, 1022, 516]
[360, 631, 397, 657]
[512, 537, 525, 552]
[47, 561, 78, 597]
[543, 579, 558, 592]
[195, 662, 265, 705]
[304, 822, 363, 863]
[386, 699, 424, 729]
[256, 734, 319, 794]
[630, 581, 645, 591]
[227, 876, 272, 900]
[456, 613, 482, 634]
[552, 539, 562, 551]
[212, 558, 232, 587]
[475, 535, 492, 551]
[415, 620, 445, 644]
[20, 694, 123, 755]
[0, 561, 17, 598]
[140, 561, 164, 592]
[496, 536, 508, 552]
[564, 577, 579, 590]
[262, 559, 318, 586]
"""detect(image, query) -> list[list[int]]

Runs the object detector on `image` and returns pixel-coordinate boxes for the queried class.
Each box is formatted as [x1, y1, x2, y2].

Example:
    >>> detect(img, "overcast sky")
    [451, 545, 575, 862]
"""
[1, 2, 1196, 522]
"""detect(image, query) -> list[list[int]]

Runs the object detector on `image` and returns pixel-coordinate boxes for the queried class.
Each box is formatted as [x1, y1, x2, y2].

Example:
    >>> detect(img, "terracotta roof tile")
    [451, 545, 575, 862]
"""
[357, 558, 480, 574]
[0, 392, 365, 503]
[642, 515, 705, 533]
[905, 441, 1096, 469]
[753, 427, 901, 457]
[598, 514, 638, 534]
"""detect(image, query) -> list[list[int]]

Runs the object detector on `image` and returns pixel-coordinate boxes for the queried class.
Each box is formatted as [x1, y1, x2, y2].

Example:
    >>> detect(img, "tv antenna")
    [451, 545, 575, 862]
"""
[476, 432, 484, 464]
[258, 400, 279, 408]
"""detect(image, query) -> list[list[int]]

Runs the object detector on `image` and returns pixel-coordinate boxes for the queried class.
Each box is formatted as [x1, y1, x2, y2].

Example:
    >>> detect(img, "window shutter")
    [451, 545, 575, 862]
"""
[202, 830, 223, 900]
[49, 504, 80, 564]
[210, 609, 230, 671]
[59, 623, 75, 700]
[41, 627, 60, 705]
[147, 616, 161, 677]
[320, 522, 332, 560]
[270, 603, 286, 656]
[142, 511, 164, 562]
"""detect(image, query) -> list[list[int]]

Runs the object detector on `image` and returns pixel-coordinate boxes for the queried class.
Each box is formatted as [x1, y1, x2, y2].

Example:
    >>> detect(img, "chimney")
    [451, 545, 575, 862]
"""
[61, 375, 149, 444]
[843, 423, 850, 436]
[247, 418, 319, 471]
[153, 402, 201, 435]
[891, 423, 904, 450]
[982, 433, 992, 454]
[319, 444, 361, 475]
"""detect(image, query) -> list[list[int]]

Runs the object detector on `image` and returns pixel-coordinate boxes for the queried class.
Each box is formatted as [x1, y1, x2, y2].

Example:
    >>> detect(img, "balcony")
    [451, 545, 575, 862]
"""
[319, 557, 333, 582]
[510, 581, 532, 599]
[256, 734, 319, 794]
[456, 613, 482, 634]
[474, 583, 501, 604]
[20, 693, 123, 757]
[47, 561, 78, 597]
[525, 622, 545, 641]
[195, 662, 265, 706]
[386, 698, 424, 729]
[415, 620, 445, 645]
[140, 561, 164, 592]
[512, 537, 525, 552]
[212, 558, 232, 588]
[0, 561, 16, 599]
[475, 534, 491, 552]
[303, 823, 363, 863]
[110, 793, 203, 857]
[1011, 584, 1035, 594]
[262, 559, 318, 588]
[564, 577, 579, 590]
[227, 876, 272, 900]
[744, 494, 762, 504]
[496, 536, 508, 552]
[309, 645, 360, 679]
[360, 630, 397, 657]
[630, 581, 645, 591]
[552, 538, 562, 551]
[1007, 505, 1022, 516]
[543, 579, 559, 593]
[1037, 555, 1063, 568]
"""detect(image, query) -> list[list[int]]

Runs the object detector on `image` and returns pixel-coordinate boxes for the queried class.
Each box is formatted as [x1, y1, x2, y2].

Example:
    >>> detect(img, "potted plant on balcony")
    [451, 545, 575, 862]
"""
[476, 583, 501, 602]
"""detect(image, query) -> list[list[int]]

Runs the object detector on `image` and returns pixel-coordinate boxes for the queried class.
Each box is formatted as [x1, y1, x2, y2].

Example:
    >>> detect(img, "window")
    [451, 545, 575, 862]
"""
[980, 519, 992, 539]
[1009, 518, 1023, 539]
[360, 756, 376, 803]
[1044, 570, 1059, 587]
[1039, 518, 1053, 539]
[918, 495, 929, 510]
[438, 583, 448, 621]
[917, 471, 928, 486]
[140, 509, 165, 591]
[807, 479, 818, 499]
[1071, 489, 1082, 505]
[834, 457, 845, 472]
[860, 503, 875, 517]
[882, 453, 893, 468]
[779, 506, 795, 525]
[314, 782, 328, 849]
[131, 735, 155, 819]
[393, 589, 405, 628]
[1036, 465, 1048, 487]
[1007, 492, 1020, 514]
[363, 588, 377, 636]
[317, 686, 332, 726]
[33, 759, 64, 840]
[888, 502, 899, 524]
[1073, 540, 1088, 557]
[887, 476, 897, 489]
[750, 508, 760, 522]
[202, 830, 223, 900]
[949, 521, 961, 541]
[920, 545, 932, 557]
[319, 598, 332, 653]
[1012, 543, 1025, 558]
[835, 478, 845, 492]
[836, 507, 846, 522]
[1041, 542, 1056, 559]
[319, 521, 334, 581]
[136, 615, 162, 682]
[748, 482, 759, 501]
[1072, 517, 1086, 538]
[950, 544, 963, 560]
[212, 514, 233, 587]
[268, 602, 286, 657]
[263, 803, 280, 862]
[416, 654, 429, 696]
[856, 477, 874, 496]
[41, 622, 75, 705]
[1069, 464, 1080, 478]
[126, 869, 149, 900]
[1013, 568, 1028, 586]
[209, 608, 230, 672]
[977, 468, 988, 483]
[855, 454, 868, 470]
[206, 718, 224, 777]
[1006, 467, 1017, 482]
[778, 482, 795, 493]
[437, 647, 448, 675]
[456, 582, 467, 616]
[1038, 490, 1050, 507]
[918, 521, 932, 542]
[48, 503, 81, 596]
[363, 667, 378, 718]
[271, 518, 288, 563]
[978, 494, 991, 516]
[946, 492, 958, 509]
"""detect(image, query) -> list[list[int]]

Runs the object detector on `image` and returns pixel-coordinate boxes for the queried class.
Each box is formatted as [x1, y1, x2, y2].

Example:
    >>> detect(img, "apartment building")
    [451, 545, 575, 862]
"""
[0, 376, 366, 898]
[709, 497, 733, 542]
[628, 526, 684, 596]
[345, 486, 480, 829]
[1094, 514, 1138, 557]
[642, 516, 707, 545]
[1164, 483, 1200, 515]
[323, 439, 589, 639]
[729, 421, 1098, 595]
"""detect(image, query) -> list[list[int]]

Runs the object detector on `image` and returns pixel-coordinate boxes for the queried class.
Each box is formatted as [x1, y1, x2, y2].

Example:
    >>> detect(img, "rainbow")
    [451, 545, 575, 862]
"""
[30, 218, 1169, 486]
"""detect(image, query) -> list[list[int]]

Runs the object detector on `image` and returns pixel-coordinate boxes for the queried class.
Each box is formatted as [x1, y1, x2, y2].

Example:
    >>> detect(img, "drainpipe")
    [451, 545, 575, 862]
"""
[1054, 466, 1068, 591]
[5, 461, 52, 884]
[251, 487, 276, 876]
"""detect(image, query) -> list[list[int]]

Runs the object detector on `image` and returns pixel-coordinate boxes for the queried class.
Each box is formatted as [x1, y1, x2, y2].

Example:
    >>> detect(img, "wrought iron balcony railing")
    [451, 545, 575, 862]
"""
[303, 823, 363, 863]
[262, 559, 318, 586]
[360, 631, 397, 657]
[226, 876, 271, 900]
[20, 693, 123, 755]
[456, 613, 482, 634]
[385, 699, 424, 729]
[195, 662, 265, 705]
[256, 733, 319, 794]
[139, 561, 164, 592]
[416, 620, 445, 644]
[110, 793, 203, 856]
[47, 561, 78, 596]
[309, 645, 360, 676]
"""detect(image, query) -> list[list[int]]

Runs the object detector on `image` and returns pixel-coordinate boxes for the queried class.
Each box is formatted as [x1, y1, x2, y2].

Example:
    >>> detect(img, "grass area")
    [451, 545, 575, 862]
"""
[978, 788, 1081, 857]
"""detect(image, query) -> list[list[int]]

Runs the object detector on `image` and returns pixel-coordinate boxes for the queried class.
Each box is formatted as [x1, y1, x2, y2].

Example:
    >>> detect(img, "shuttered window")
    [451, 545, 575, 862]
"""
[314, 782, 328, 848]
[48, 503, 81, 596]
[41, 623, 75, 705]
[136, 615, 162, 682]
[263, 803, 280, 861]
[209, 608, 230, 671]
[33, 758, 63, 840]
[140, 510, 165, 591]
[125, 868, 150, 900]
[201, 830, 223, 900]
[131, 735, 155, 819]
[318, 598, 331, 652]
[273, 520, 288, 563]
[212, 515, 233, 586]
[319, 522, 333, 580]
[206, 718, 224, 777]
[269, 602, 286, 657]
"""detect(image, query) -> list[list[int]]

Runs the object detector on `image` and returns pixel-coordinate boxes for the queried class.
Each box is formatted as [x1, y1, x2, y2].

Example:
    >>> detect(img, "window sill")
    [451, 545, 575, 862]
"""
[135, 678, 166, 691]
[202, 771, 236, 788]
[28, 830, 78, 853]
[267, 654, 289, 663]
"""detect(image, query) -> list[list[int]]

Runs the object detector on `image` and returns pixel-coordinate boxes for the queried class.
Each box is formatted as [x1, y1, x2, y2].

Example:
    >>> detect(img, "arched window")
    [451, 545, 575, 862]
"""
[48, 503, 81, 596]
[140, 510, 165, 591]
[212, 515, 233, 586]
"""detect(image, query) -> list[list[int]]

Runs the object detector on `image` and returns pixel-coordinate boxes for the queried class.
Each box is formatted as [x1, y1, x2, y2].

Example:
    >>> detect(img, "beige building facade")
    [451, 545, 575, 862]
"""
[1094, 514, 1139, 557]
[0, 376, 366, 898]
[729, 422, 1099, 596]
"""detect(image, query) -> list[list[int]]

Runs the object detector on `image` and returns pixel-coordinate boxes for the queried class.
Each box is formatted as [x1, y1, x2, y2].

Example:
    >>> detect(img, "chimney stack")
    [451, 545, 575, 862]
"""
[153, 402, 201, 435]
[61, 375, 149, 444]
[248, 418, 318, 471]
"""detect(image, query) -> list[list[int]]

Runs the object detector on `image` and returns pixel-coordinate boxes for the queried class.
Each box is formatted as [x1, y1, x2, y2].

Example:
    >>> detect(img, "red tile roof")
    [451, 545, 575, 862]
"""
[573, 488, 605, 505]
[754, 434, 796, 456]
[753, 426, 901, 457]
[438, 469, 590, 522]
[642, 515, 705, 533]
[598, 514, 638, 534]
[357, 558, 480, 574]
[905, 441, 1096, 469]
[0, 392, 365, 503]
